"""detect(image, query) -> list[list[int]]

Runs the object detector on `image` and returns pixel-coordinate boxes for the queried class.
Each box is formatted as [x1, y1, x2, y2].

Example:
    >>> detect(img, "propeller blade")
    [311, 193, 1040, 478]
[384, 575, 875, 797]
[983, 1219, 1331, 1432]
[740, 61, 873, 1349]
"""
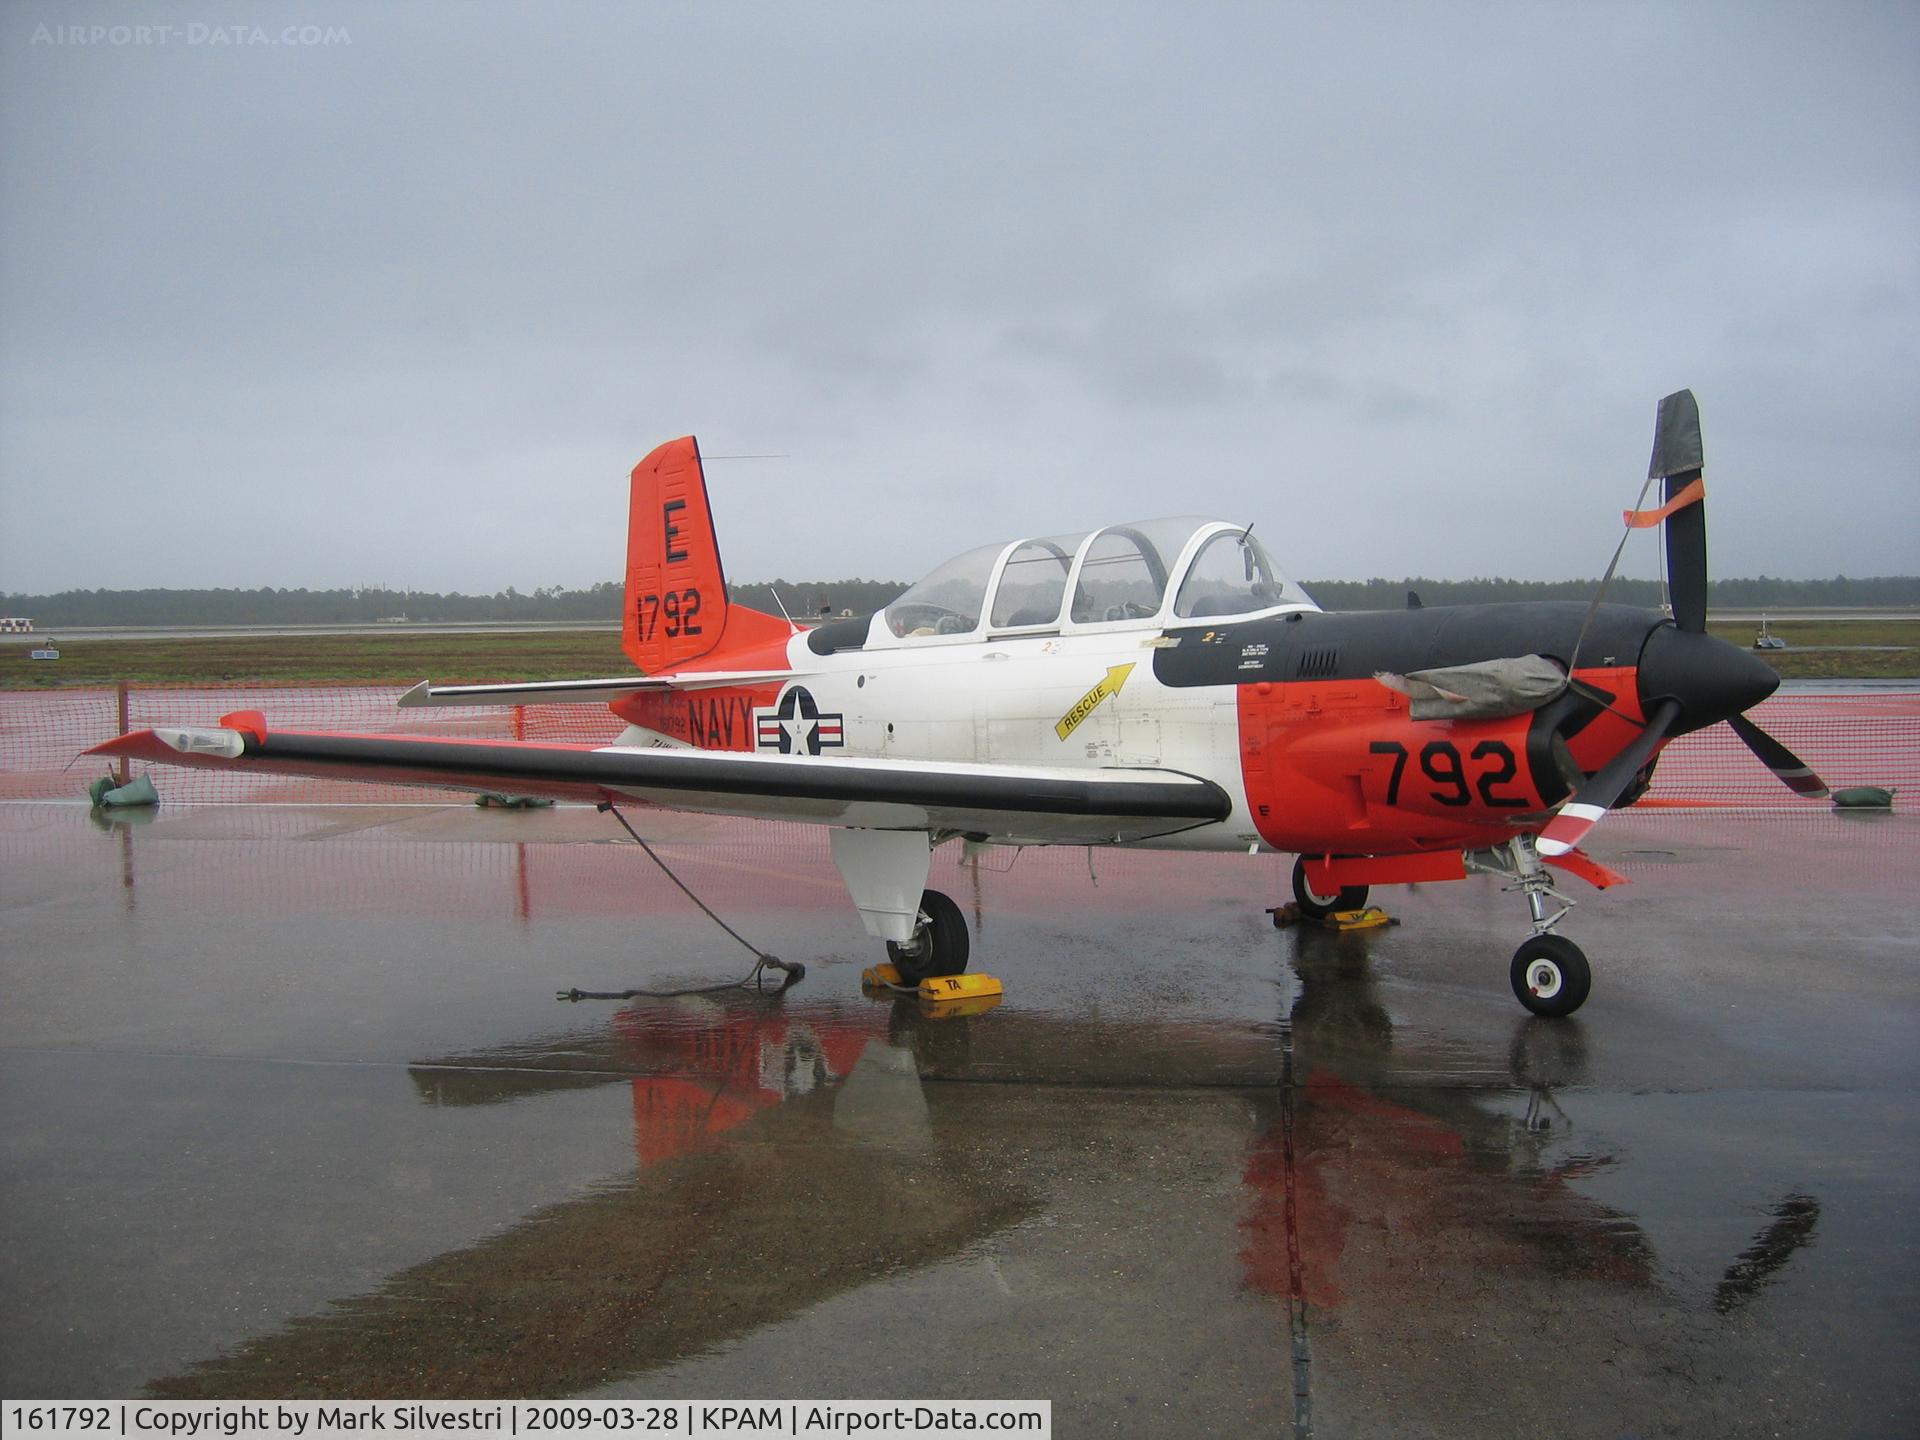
[1649, 389, 1708, 633]
[1537, 699, 1682, 856]
[1728, 713, 1831, 799]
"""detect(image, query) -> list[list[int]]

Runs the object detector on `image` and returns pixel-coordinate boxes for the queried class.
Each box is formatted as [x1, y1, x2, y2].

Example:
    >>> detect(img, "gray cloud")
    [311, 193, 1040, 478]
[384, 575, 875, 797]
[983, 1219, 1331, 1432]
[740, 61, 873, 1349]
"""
[3, 0, 1915, 594]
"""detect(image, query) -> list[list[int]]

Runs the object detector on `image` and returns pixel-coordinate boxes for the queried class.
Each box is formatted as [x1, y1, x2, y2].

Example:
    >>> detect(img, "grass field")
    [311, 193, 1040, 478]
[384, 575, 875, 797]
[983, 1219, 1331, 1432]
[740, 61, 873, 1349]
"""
[0, 631, 634, 690]
[1702, 619, 1918, 679]
[1, 618, 1913, 690]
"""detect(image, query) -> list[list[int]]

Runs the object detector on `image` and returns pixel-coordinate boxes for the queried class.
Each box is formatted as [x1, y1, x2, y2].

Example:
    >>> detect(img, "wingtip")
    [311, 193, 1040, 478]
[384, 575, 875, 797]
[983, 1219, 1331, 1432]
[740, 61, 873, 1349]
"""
[398, 681, 432, 708]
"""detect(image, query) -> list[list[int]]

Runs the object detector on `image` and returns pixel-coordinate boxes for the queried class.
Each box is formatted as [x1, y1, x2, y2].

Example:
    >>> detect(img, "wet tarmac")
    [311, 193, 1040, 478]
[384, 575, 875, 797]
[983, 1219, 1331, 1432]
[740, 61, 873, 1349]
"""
[1, 800, 1915, 1437]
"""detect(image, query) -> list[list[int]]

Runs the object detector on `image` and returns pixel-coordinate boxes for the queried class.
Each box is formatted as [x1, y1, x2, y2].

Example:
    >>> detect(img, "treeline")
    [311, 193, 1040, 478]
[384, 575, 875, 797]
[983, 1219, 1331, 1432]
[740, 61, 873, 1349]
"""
[731, 579, 908, 619]
[1301, 575, 1920, 610]
[1, 583, 628, 627]
[0, 578, 910, 628]
[6, 574, 1915, 626]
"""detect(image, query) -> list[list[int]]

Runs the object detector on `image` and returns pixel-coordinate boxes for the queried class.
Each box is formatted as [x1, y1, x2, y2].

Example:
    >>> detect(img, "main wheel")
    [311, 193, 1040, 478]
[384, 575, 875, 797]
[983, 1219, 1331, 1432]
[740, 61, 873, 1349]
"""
[1510, 934, 1592, 1017]
[886, 889, 970, 984]
[1292, 856, 1369, 922]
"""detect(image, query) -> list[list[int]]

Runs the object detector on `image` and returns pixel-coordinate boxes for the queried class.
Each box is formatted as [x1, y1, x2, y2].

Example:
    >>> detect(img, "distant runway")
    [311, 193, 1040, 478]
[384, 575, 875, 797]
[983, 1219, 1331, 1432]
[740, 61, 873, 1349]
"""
[1712, 608, 1918, 623]
[0, 620, 622, 644]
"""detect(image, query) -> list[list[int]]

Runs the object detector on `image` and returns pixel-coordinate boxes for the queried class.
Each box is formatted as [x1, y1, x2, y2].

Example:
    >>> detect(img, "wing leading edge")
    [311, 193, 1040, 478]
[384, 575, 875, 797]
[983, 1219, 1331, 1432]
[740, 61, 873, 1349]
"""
[88, 723, 1232, 845]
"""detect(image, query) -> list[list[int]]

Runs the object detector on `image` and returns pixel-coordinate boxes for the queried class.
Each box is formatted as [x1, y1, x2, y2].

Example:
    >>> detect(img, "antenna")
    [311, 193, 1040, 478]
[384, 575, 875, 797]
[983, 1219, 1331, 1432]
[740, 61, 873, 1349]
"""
[768, 586, 799, 635]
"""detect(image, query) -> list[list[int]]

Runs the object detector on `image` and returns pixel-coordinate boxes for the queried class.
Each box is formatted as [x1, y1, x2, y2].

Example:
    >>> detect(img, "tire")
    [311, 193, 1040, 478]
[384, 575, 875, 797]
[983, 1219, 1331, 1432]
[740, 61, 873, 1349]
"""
[1292, 856, 1369, 921]
[886, 889, 970, 984]
[1510, 933, 1592, 1018]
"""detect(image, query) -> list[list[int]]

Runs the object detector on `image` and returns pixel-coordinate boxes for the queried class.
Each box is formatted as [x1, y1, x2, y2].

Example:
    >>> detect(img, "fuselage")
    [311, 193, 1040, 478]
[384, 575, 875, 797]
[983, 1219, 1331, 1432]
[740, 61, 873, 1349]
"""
[615, 599, 1689, 860]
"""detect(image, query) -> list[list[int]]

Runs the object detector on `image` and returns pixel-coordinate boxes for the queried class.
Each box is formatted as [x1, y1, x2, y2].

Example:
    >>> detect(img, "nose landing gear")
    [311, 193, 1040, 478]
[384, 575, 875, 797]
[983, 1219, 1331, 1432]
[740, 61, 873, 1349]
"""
[1470, 836, 1593, 1017]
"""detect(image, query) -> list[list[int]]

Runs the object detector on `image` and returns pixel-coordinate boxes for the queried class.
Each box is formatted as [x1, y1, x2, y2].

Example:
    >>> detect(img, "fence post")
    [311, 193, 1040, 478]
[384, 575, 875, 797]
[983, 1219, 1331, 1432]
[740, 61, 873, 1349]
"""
[115, 681, 131, 784]
[514, 704, 526, 742]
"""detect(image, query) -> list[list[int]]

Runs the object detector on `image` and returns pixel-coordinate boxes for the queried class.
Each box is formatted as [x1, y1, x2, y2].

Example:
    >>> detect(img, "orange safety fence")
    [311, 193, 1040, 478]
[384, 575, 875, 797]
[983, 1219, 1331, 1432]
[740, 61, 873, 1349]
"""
[10, 793, 1914, 931]
[1635, 693, 1919, 803]
[2, 683, 1915, 807]
[0, 805, 854, 923]
[0, 683, 624, 804]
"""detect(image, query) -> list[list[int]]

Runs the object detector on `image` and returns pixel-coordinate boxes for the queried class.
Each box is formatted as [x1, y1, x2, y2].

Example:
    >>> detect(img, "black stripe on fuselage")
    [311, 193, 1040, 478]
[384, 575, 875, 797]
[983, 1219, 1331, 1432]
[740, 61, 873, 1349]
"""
[1150, 602, 1662, 690]
[244, 734, 1233, 821]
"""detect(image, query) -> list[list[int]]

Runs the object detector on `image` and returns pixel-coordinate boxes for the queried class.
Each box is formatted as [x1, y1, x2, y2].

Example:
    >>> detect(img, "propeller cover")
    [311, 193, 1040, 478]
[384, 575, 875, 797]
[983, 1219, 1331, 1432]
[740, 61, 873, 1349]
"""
[1648, 390, 1704, 479]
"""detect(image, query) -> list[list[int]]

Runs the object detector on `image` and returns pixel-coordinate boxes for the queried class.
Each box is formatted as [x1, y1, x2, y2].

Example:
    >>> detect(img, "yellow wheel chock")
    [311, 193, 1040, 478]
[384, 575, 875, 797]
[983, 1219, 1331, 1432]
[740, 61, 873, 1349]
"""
[1268, 902, 1397, 931]
[917, 972, 1004, 1002]
[861, 965, 1005, 1017]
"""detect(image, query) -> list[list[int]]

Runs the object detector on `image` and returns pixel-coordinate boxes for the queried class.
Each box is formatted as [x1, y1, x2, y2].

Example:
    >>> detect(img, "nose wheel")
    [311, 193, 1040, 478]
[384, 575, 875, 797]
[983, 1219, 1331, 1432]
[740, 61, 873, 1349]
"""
[1510, 933, 1591, 1017]
[885, 888, 970, 984]
[1469, 836, 1594, 1017]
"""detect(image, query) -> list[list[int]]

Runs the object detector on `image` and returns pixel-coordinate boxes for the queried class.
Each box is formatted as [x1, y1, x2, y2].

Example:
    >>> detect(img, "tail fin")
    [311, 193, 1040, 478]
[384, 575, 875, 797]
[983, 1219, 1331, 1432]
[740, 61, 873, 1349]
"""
[623, 437, 791, 674]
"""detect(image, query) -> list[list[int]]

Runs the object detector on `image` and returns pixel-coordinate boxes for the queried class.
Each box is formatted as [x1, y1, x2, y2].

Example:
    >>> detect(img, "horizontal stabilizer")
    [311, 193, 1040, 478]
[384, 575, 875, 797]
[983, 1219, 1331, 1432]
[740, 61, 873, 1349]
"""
[398, 671, 804, 707]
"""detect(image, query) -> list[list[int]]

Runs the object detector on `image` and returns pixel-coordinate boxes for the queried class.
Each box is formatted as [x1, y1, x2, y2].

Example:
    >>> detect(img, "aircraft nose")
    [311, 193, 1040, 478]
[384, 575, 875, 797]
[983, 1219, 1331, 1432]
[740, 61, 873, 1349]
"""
[1637, 624, 1780, 735]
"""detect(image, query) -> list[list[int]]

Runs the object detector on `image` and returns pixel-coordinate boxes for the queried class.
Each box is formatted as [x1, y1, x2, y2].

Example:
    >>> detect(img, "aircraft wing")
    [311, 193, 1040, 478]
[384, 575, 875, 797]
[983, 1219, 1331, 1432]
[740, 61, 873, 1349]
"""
[88, 720, 1232, 845]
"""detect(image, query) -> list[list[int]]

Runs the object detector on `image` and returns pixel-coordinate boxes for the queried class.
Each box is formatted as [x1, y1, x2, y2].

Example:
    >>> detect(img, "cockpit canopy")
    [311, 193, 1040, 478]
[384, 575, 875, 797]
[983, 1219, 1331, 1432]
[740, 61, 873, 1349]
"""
[874, 516, 1315, 646]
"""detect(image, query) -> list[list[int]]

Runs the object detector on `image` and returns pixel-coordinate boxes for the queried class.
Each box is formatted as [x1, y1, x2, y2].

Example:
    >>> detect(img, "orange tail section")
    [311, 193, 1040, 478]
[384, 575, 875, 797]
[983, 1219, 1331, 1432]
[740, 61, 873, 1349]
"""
[622, 437, 791, 674]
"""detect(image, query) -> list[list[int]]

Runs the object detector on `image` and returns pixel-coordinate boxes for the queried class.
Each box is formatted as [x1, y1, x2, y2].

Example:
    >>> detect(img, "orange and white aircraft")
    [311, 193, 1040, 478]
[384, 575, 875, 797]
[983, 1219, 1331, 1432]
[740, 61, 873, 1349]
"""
[94, 391, 1825, 1015]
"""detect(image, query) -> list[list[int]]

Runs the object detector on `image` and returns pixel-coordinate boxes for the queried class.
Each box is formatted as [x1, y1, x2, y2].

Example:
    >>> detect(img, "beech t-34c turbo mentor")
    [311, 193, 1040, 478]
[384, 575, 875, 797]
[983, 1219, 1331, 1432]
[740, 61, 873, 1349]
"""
[93, 391, 1826, 1016]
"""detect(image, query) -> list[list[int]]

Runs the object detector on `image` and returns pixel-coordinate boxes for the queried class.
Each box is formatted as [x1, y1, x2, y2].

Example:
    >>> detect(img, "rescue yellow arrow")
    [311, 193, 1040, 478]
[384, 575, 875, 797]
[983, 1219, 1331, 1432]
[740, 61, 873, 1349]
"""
[1054, 663, 1136, 740]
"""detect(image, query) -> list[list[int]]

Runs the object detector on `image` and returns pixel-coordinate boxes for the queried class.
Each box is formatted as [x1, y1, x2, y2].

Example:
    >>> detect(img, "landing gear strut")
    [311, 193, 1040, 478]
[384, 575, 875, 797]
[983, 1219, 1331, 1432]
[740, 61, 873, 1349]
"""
[885, 889, 970, 985]
[1470, 837, 1593, 1017]
[1291, 856, 1370, 922]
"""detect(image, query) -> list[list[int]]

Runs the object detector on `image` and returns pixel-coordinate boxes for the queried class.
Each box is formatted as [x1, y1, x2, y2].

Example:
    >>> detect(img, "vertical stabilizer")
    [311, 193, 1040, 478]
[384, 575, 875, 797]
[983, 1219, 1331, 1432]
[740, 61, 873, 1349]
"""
[622, 437, 789, 674]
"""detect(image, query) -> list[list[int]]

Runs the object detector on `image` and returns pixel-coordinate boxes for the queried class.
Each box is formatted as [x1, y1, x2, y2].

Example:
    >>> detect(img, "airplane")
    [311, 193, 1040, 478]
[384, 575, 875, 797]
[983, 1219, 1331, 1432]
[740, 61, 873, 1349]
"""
[91, 390, 1828, 1017]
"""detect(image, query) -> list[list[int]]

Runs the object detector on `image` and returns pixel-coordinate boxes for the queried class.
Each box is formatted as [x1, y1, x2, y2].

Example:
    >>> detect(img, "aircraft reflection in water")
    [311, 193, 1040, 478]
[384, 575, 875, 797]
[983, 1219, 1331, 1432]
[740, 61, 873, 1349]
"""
[1247, 926, 1659, 1319]
[151, 996, 1037, 1400]
[145, 949, 1819, 1403]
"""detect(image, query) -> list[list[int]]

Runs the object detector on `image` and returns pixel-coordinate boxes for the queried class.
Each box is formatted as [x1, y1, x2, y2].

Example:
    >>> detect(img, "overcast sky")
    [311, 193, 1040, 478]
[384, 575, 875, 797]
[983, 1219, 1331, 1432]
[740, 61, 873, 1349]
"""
[2, 1, 1915, 595]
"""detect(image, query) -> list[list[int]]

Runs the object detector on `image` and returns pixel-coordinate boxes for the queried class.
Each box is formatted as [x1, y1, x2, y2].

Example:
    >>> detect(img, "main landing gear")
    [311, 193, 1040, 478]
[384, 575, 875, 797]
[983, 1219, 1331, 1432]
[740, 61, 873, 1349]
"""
[885, 888, 970, 985]
[1469, 836, 1592, 1018]
[1290, 856, 1370, 922]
